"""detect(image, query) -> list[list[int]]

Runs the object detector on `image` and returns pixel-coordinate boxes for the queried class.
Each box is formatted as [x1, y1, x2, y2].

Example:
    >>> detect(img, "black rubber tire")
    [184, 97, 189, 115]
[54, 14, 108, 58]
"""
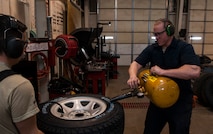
[203, 76, 213, 108]
[193, 73, 213, 106]
[37, 94, 124, 134]
[199, 55, 212, 64]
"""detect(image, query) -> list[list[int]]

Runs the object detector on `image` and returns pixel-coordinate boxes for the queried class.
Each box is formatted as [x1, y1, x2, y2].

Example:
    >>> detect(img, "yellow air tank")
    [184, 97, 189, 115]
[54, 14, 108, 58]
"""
[138, 69, 180, 108]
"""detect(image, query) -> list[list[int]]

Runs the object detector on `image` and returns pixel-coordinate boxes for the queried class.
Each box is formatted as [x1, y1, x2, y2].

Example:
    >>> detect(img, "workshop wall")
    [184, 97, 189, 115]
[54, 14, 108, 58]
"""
[188, 0, 213, 58]
[1, 0, 213, 65]
[0, 0, 36, 37]
[95, 0, 213, 65]
[0, 0, 26, 23]
[97, 0, 168, 65]
[67, 0, 82, 34]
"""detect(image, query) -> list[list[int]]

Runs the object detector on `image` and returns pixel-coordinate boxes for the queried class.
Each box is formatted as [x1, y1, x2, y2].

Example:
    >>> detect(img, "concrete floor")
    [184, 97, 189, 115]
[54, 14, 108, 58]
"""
[105, 66, 213, 134]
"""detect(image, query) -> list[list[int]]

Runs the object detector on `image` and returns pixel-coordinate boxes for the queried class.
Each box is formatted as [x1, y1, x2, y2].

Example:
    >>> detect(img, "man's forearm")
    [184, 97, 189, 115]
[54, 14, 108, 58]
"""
[128, 61, 142, 77]
[161, 65, 201, 80]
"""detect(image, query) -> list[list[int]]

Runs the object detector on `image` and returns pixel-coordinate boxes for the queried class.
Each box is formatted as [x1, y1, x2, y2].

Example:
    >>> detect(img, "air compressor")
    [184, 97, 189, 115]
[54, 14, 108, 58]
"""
[138, 69, 180, 108]
[111, 69, 180, 108]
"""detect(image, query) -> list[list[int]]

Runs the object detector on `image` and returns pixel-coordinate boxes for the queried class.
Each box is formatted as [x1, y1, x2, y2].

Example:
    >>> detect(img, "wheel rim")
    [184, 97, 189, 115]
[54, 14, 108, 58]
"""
[50, 96, 107, 120]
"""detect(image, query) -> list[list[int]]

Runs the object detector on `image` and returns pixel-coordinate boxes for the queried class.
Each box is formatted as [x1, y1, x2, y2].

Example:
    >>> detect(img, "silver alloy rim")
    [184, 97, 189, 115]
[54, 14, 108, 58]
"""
[50, 96, 107, 120]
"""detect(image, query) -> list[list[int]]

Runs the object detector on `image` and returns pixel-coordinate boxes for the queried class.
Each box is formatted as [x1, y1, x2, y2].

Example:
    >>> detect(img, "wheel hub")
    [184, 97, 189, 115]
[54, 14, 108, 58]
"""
[50, 96, 107, 120]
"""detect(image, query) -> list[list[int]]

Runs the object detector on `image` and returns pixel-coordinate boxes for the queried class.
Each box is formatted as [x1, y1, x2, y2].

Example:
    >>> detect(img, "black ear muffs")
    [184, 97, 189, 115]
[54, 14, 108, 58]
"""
[165, 23, 175, 36]
[0, 14, 27, 58]
[158, 18, 175, 36]
[5, 37, 26, 58]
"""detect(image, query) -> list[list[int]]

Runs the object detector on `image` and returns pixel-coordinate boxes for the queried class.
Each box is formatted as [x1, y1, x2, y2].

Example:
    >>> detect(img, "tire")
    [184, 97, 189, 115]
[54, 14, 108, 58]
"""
[203, 76, 213, 108]
[37, 94, 125, 134]
[193, 73, 213, 106]
[199, 55, 211, 64]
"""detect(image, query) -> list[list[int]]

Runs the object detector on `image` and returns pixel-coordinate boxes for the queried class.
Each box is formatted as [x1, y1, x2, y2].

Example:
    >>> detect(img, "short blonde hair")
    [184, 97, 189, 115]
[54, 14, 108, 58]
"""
[154, 18, 175, 36]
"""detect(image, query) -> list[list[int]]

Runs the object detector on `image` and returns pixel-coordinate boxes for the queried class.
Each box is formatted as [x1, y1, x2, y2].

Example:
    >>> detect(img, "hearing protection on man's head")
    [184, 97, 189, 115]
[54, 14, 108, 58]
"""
[159, 18, 175, 36]
[0, 14, 27, 58]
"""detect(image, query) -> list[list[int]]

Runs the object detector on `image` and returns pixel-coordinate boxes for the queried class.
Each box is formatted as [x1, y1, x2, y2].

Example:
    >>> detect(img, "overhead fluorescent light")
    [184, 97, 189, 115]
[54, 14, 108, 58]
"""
[98, 22, 111, 26]
[18, 0, 28, 4]
[151, 36, 202, 41]
[105, 36, 114, 40]
[151, 36, 156, 40]
[190, 36, 202, 40]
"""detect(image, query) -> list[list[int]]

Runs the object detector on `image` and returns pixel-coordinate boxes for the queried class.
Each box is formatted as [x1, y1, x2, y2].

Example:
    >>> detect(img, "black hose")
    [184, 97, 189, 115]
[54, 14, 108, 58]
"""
[110, 89, 139, 103]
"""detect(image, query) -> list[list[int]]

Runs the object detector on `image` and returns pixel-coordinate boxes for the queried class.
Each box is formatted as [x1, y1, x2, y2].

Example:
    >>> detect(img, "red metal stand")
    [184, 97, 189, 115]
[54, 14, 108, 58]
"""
[85, 70, 106, 95]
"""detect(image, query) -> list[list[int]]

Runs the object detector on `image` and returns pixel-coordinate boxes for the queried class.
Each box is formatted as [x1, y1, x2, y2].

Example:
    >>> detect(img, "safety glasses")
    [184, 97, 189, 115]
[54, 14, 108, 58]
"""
[153, 30, 165, 37]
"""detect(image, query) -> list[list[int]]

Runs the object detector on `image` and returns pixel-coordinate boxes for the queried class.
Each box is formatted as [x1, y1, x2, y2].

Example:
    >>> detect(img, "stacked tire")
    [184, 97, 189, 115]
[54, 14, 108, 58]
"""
[193, 55, 213, 108]
[193, 72, 213, 108]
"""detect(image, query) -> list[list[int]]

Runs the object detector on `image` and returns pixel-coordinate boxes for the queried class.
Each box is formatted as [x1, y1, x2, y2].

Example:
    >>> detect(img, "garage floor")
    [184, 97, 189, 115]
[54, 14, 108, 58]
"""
[105, 66, 213, 134]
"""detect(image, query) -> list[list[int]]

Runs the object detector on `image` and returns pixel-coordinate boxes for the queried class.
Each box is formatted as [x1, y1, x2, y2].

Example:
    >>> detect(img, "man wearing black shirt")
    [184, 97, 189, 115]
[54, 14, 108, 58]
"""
[127, 18, 201, 134]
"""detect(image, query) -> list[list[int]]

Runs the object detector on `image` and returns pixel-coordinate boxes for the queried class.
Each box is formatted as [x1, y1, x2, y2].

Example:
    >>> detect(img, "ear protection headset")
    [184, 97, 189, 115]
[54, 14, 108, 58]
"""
[0, 14, 27, 58]
[159, 18, 175, 36]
